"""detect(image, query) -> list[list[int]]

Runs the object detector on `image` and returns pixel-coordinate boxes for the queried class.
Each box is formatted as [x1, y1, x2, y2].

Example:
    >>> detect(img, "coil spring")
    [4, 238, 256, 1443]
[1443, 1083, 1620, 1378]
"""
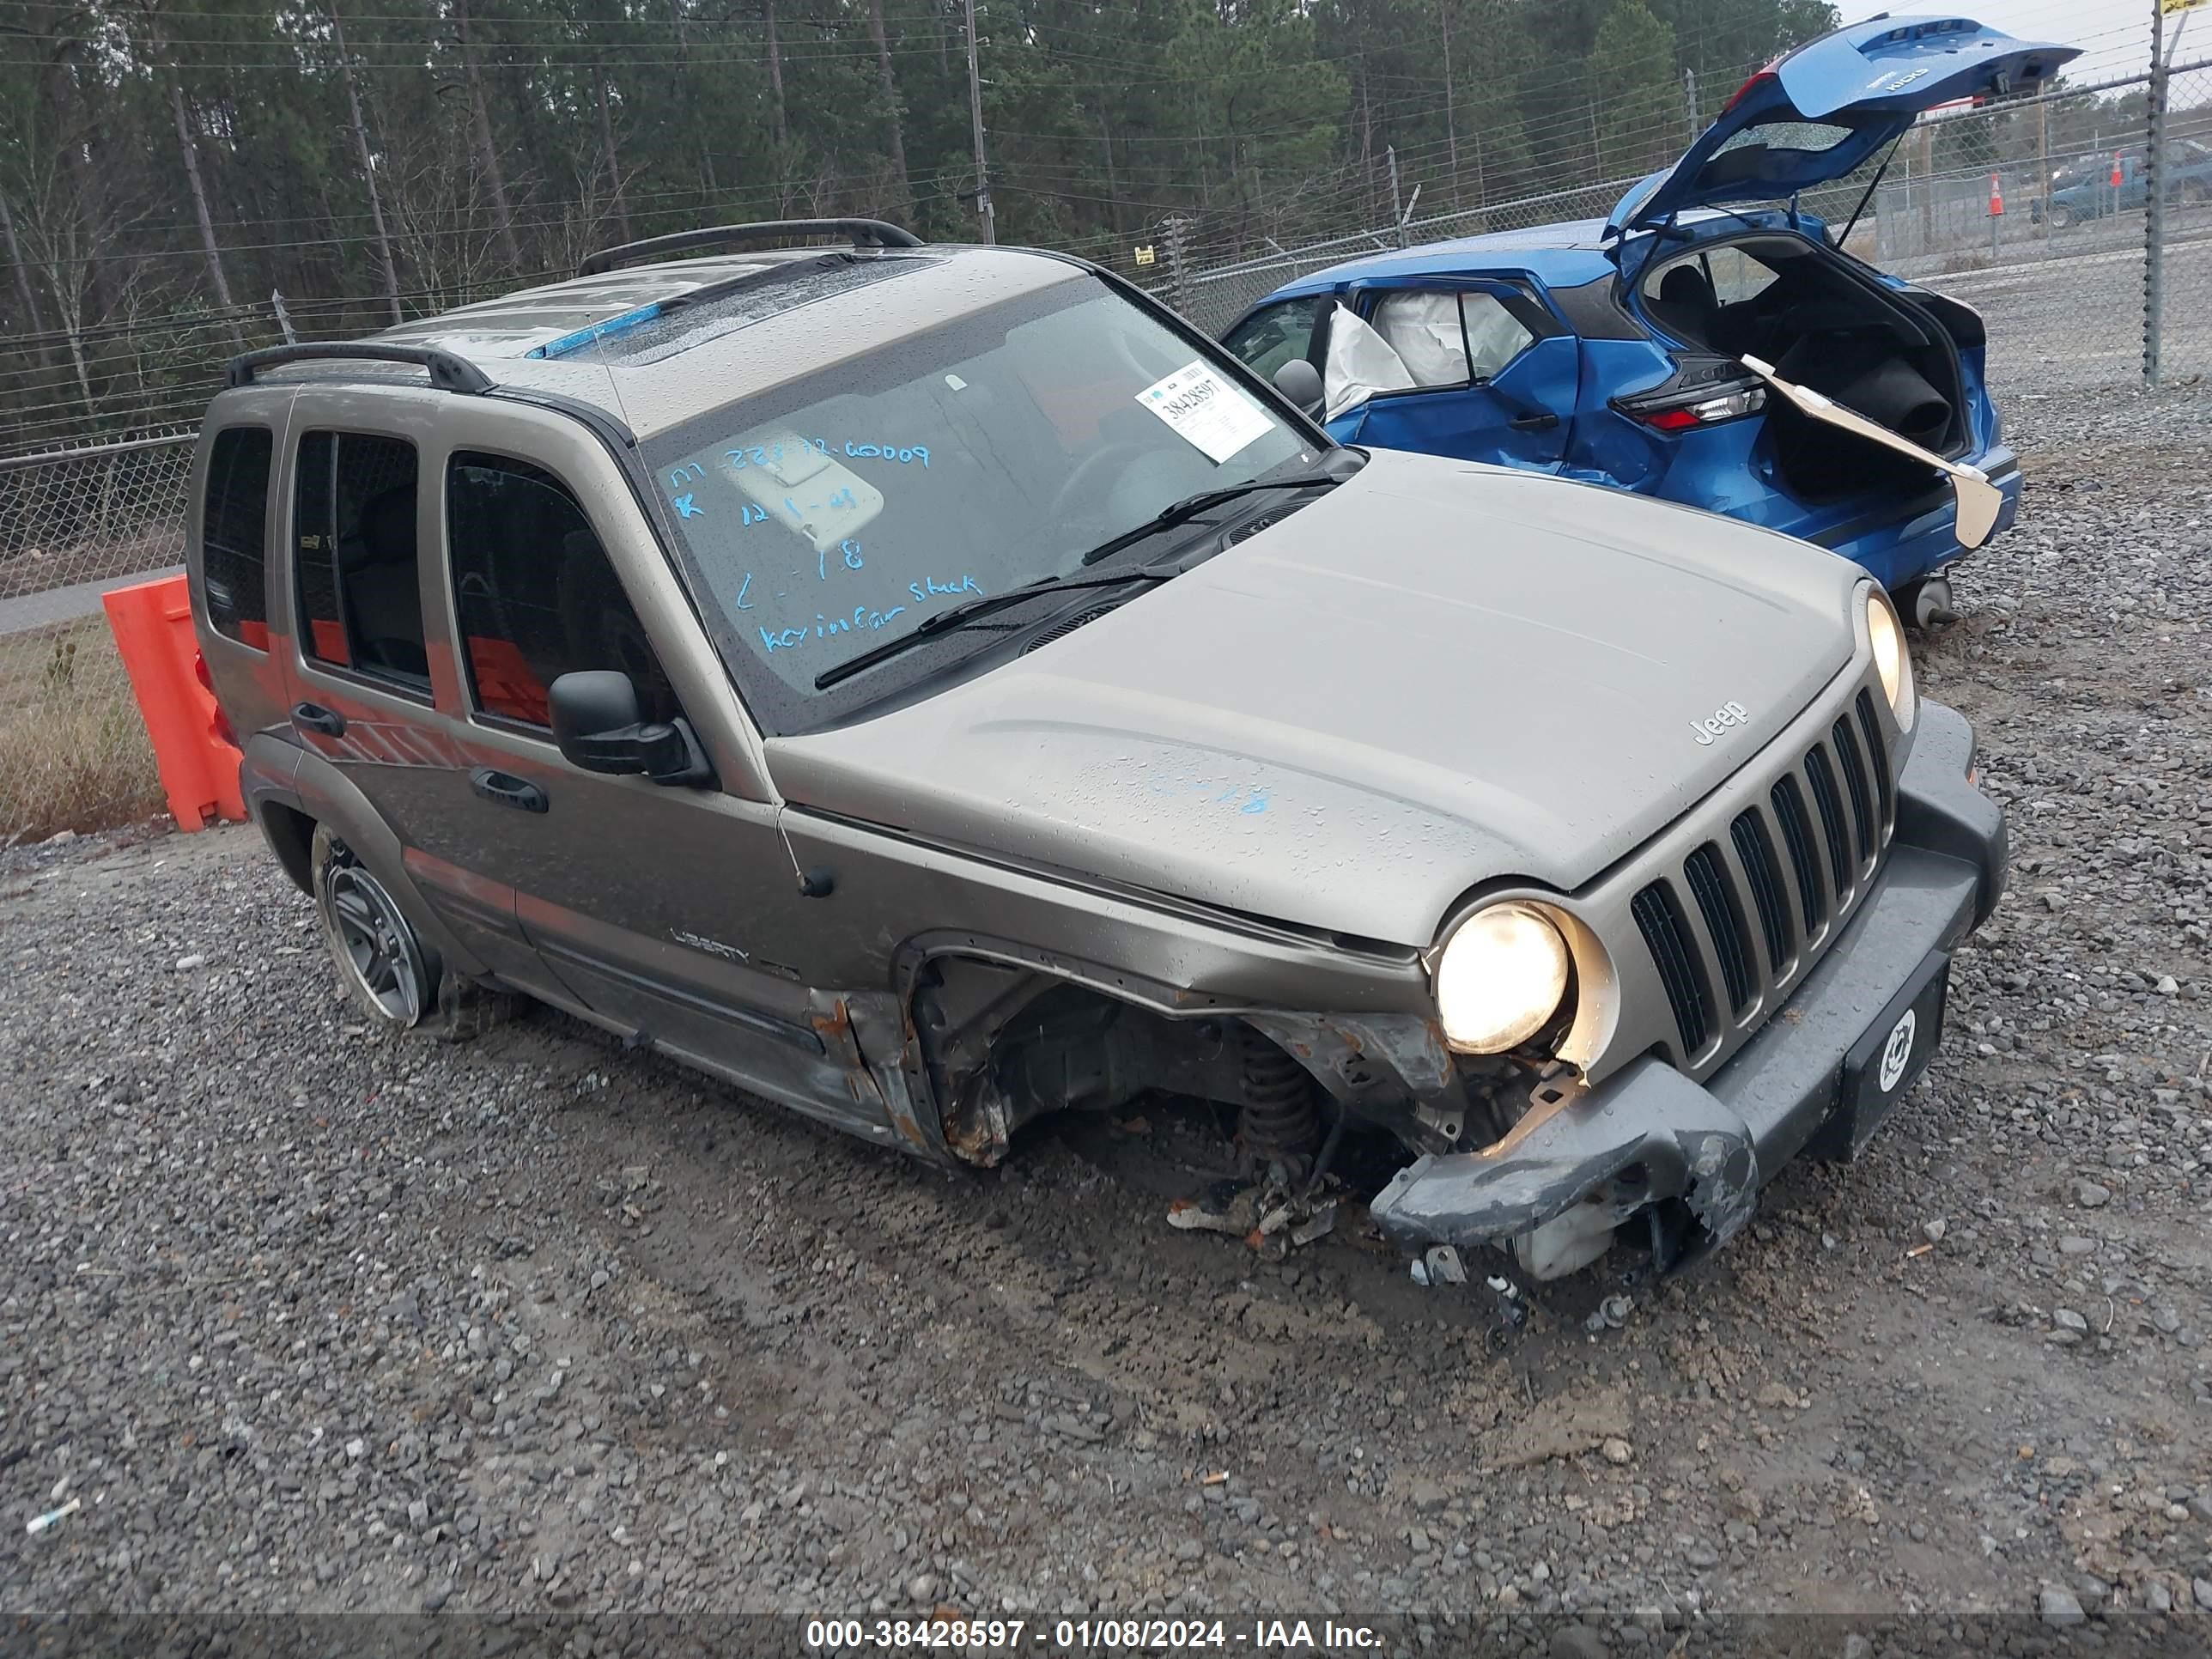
[1237, 1025, 1320, 1157]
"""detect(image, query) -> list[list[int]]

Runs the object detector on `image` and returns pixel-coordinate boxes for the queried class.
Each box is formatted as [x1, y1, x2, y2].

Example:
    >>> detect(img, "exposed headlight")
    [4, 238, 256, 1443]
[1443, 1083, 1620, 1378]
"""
[1867, 589, 1916, 731]
[1434, 902, 1572, 1054]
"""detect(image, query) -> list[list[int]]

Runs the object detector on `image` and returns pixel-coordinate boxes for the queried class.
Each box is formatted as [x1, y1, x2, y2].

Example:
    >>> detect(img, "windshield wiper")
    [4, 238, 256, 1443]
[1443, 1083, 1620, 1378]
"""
[1076, 471, 1340, 566]
[812, 568, 1175, 690]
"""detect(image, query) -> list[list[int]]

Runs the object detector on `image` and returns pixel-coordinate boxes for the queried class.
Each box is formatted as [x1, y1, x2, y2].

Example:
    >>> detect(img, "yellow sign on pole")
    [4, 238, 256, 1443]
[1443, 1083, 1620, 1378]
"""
[2163, 0, 2204, 15]
[1133, 244, 1157, 266]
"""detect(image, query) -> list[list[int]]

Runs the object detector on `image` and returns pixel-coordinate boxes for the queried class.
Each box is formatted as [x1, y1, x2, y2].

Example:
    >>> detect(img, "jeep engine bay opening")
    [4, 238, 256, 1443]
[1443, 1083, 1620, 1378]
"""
[1632, 234, 1972, 504]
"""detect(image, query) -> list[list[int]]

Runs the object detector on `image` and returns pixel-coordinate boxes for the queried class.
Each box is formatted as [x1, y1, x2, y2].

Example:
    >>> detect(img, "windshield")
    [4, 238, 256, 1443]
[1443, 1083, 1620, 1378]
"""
[642, 277, 1316, 730]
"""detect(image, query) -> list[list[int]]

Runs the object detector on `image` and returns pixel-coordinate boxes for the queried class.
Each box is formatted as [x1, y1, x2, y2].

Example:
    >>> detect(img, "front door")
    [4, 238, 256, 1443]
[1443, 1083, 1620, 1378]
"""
[426, 438, 884, 1133]
[1338, 283, 1577, 471]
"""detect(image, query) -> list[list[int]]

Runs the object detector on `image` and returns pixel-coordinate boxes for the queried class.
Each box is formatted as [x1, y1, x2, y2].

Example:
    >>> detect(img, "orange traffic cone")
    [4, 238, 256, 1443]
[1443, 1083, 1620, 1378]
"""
[1988, 173, 2003, 216]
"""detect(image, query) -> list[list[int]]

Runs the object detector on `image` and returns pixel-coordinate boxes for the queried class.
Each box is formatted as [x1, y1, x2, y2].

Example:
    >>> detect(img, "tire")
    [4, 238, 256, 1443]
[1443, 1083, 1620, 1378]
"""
[310, 824, 515, 1040]
[1892, 576, 1958, 633]
[2048, 203, 2075, 231]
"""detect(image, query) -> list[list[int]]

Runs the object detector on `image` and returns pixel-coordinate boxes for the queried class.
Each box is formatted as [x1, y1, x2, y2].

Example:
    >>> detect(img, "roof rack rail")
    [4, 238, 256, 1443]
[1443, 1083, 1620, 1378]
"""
[225, 343, 494, 393]
[577, 219, 922, 277]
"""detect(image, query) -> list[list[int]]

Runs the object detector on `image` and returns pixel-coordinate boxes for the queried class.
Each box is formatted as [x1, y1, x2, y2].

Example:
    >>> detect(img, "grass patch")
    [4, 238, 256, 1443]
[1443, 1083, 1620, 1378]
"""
[0, 617, 167, 846]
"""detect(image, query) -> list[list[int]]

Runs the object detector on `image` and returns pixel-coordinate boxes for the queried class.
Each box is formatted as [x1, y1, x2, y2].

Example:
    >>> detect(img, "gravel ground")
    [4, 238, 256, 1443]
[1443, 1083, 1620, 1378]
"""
[3, 385, 2211, 1645]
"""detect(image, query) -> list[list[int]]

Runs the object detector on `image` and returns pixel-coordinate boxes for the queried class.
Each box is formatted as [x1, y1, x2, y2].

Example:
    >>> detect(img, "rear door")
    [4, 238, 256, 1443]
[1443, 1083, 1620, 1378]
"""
[269, 392, 533, 954]
[1334, 282, 1576, 471]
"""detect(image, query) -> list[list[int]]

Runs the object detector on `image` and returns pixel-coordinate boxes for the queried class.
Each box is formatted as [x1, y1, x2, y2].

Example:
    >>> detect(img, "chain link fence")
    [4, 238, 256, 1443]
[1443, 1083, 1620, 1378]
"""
[1144, 58, 2212, 396]
[1, 44, 2202, 846]
[2150, 57, 2212, 386]
[0, 434, 192, 844]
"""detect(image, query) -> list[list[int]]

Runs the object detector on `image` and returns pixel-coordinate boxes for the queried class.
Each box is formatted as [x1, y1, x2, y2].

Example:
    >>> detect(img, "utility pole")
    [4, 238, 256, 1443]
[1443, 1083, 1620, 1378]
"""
[2145, 0, 2168, 386]
[963, 0, 994, 244]
[2036, 80, 2050, 256]
[1440, 0, 1458, 200]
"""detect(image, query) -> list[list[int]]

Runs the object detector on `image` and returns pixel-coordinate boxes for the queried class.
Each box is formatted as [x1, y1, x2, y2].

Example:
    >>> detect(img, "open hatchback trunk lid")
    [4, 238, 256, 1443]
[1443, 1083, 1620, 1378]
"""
[1606, 15, 2080, 239]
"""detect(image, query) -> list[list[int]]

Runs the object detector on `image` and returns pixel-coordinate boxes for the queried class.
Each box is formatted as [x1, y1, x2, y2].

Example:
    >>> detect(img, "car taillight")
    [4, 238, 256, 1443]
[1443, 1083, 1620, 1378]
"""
[1723, 68, 1778, 113]
[1627, 387, 1767, 432]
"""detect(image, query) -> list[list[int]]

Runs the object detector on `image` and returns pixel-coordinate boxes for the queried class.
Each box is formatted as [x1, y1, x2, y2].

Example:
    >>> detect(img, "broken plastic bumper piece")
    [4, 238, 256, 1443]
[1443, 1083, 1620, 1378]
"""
[1741, 354, 2006, 550]
[1372, 700, 2006, 1275]
[1370, 1058, 1761, 1268]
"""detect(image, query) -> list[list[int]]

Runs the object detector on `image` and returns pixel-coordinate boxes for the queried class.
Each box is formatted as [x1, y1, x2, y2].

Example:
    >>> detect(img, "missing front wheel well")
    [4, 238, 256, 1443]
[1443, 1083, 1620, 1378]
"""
[911, 956, 1337, 1168]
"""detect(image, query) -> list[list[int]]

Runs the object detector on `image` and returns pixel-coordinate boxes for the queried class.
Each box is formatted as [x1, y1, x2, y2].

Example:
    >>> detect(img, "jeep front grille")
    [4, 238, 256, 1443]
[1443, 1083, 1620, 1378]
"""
[1631, 882, 1710, 1060]
[1629, 683, 1898, 1066]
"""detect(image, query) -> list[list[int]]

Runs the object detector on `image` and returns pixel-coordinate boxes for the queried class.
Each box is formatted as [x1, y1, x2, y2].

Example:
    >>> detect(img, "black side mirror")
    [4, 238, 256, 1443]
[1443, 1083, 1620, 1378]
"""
[1273, 357, 1325, 418]
[549, 670, 713, 787]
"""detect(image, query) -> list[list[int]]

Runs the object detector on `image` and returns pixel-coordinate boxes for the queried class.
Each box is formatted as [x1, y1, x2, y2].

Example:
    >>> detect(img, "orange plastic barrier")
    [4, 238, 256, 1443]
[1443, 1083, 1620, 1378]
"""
[101, 574, 246, 832]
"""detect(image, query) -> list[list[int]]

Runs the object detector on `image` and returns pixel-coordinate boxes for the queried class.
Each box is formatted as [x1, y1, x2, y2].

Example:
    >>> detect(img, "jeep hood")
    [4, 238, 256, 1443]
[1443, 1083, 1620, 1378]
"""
[766, 448, 1862, 947]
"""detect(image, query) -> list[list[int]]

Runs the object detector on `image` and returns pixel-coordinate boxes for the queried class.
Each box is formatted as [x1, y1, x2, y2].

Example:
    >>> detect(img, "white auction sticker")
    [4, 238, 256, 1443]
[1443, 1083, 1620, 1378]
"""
[1133, 362, 1273, 465]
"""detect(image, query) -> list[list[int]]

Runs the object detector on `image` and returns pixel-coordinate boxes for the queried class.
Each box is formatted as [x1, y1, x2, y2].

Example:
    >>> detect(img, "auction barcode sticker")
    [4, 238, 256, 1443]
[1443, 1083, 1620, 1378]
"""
[1134, 361, 1273, 465]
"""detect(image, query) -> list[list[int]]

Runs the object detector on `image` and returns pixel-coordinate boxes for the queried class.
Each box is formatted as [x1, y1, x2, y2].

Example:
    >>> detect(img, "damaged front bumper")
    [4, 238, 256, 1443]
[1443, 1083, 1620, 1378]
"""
[1370, 699, 2006, 1277]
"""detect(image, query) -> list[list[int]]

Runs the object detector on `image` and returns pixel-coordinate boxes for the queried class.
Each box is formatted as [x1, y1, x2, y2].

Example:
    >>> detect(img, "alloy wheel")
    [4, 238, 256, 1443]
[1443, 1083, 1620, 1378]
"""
[324, 860, 428, 1024]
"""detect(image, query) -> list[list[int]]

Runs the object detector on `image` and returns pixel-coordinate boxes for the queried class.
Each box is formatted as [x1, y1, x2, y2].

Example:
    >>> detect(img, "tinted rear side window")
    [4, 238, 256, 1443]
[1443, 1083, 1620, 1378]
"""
[201, 428, 272, 650]
[445, 453, 678, 732]
[293, 431, 428, 690]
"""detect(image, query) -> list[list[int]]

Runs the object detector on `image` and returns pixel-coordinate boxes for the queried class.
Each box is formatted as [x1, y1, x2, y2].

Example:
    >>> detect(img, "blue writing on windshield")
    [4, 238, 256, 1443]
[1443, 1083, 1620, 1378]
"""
[674, 493, 702, 520]
[724, 439, 833, 471]
[733, 573, 754, 611]
[817, 538, 866, 580]
[844, 441, 930, 468]
[720, 437, 930, 471]
[757, 601, 910, 653]
[909, 574, 981, 604]
[667, 460, 705, 489]
[740, 503, 768, 526]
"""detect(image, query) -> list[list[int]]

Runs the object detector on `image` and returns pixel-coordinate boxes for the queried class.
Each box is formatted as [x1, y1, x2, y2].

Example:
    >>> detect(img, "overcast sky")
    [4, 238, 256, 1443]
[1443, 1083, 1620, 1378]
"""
[1832, 0, 2185, 87]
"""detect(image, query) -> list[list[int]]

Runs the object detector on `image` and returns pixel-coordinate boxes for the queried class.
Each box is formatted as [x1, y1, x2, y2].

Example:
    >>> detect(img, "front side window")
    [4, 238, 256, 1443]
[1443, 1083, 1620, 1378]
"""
[445, 453, 679, 732]
[293, 431, 427, 690]
[202, 427, 272, 649]
[1222, 297, 1323, 380]
[644, 278, 1313, 731]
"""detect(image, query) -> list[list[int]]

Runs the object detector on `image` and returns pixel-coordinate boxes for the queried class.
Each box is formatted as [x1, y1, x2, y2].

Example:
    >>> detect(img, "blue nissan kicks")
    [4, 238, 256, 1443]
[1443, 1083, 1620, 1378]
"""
[1220, 15, 2079, 624]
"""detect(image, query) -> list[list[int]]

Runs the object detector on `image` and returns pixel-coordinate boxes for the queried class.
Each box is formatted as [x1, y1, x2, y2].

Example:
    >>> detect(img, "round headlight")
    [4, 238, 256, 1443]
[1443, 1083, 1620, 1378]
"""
[1434, 902, 1571, 1054]
[1867, 589, 1916, 731]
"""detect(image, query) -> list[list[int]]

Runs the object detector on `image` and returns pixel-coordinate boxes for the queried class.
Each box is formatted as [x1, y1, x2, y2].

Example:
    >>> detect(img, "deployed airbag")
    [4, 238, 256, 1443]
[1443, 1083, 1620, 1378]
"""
[1322, 303, 1415, 421]
[1372, 290, 1468, 387]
